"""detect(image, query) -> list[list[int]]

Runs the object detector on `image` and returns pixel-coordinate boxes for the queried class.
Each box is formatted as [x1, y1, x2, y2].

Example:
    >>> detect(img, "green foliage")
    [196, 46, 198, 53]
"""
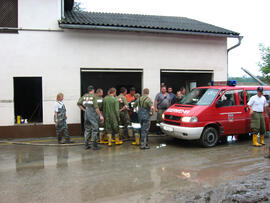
[229, 76, 256, 83]
[258, 43, 270, 82]
[229, 76, 269, 85]
[73, 2, 84, 12]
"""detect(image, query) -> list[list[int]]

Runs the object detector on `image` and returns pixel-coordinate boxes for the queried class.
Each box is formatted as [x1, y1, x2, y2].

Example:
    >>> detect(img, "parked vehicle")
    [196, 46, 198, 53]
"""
[160, 85, 270, 147]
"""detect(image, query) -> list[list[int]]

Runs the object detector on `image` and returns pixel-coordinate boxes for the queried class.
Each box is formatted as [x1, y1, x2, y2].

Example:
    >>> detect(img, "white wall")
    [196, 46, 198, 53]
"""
[0, 0, 228, 126]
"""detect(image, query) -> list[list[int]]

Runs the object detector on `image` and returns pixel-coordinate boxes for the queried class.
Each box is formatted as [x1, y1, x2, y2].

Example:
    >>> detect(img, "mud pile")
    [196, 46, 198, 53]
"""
[169, 172, 270, 203]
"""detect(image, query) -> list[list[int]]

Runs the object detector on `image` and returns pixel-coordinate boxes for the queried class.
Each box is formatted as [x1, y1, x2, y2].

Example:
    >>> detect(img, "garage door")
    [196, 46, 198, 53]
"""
[80, 68, 143, 134]
[161, 69, 213, 93]
[81, 68, 143, 95]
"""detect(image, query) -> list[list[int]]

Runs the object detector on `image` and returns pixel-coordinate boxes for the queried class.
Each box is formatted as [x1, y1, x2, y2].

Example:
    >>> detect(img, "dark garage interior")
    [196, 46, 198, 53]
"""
[161, 70, 213, 93]
[13, 77, 43, 123]
[81, 69, 143, 96]
[80, 69, 143, 133]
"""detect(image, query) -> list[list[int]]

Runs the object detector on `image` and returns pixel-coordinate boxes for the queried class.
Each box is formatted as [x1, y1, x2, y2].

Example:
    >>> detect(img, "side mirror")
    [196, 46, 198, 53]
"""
[216, 100, 223, 108]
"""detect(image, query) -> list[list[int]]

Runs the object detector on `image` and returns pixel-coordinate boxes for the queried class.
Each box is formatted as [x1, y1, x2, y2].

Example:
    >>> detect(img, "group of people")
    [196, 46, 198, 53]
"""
[54, 84, 186, 150]
[54, 86, 156, 150]
[154, 85, 186, 134]
[53, 84, 270, 153]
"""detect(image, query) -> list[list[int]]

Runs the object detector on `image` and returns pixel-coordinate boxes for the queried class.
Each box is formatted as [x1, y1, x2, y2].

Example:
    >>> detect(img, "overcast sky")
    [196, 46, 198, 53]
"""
[77, 0, 270, 77]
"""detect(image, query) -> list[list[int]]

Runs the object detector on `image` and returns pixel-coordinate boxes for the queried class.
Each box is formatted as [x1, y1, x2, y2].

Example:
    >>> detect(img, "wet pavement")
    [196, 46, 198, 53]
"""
[0, 136, 269, 203]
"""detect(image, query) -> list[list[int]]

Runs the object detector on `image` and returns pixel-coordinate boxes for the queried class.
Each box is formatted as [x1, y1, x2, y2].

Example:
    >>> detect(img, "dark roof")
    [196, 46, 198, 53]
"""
[59, 11, 239, 37]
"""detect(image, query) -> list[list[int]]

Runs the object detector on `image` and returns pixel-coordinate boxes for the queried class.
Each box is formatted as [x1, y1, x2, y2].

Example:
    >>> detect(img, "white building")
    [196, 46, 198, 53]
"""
[0, 0, 241, 138]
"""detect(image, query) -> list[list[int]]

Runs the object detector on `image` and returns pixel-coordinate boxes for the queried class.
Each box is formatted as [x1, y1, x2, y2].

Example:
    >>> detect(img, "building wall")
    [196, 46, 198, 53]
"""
[0, 0, 228, 128]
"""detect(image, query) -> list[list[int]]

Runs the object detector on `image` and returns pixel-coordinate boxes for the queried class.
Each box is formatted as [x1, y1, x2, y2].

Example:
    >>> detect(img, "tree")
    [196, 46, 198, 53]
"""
[73, 2, 84, 12]
[258, 43, 270, 82]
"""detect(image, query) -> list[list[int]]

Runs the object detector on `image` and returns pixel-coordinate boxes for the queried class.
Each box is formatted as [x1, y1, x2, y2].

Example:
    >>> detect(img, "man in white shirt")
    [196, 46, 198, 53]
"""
[54, 93, 70, 144]
[247, 87, 268, 147]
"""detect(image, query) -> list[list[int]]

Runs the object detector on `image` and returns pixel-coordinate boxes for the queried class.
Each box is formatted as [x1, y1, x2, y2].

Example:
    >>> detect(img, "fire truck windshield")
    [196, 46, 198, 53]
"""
[181, 88, 219, 106]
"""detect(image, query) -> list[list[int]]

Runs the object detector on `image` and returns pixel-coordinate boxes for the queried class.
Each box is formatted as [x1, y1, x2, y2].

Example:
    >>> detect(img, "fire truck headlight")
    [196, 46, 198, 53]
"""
[181, 117, 198, 123]
[162, 113, 165, 120]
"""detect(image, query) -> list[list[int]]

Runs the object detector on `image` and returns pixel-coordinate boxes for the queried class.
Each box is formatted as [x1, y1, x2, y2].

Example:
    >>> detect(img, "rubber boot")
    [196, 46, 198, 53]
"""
[140, 138, 146, 149]
[99, 132, 108, 144]
[260, 134, 265, 145]
[128, 128, 133, 139]
[111, 133, 115, 143]
[115, 134, 123, 145]
[253, 134, 262, 147]
[92, 139, 101, 150]
[57, 133, 63, 144]
[107, 134, 112, 147]
[119, 127, 124, 140]
[65, 137, 71, 144]
[132, 133, 140, 145]
[103, 133, 108, 141]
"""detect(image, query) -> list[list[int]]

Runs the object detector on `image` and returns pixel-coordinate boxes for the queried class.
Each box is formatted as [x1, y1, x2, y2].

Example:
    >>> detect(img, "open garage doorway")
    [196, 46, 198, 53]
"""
[13, 77, 43, 123]
[80, 68, 143, 134]
[160, 69, 213, 93]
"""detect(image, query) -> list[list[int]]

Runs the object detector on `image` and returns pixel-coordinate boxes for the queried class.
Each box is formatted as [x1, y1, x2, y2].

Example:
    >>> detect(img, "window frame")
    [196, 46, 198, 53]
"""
[0, 0, 18, 34]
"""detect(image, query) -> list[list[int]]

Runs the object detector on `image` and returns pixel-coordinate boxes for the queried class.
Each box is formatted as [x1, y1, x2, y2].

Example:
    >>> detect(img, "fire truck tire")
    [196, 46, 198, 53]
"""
[200, 127, 218, 147]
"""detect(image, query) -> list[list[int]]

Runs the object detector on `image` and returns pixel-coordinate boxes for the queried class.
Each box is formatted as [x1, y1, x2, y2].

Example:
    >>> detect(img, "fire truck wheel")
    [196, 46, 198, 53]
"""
[200, 127, 218, 147]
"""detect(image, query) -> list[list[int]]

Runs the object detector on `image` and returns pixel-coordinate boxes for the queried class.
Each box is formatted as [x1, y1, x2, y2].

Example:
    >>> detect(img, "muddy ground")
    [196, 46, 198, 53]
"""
[0, 136, 269, 203]
[166, 172, 270, 203]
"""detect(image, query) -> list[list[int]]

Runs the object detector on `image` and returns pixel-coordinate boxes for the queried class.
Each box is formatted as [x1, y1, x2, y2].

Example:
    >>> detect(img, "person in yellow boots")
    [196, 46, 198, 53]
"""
[96, 88, 108, 144]
[134, 88, 154, 149]
[130, 93, 141, 146]
[248, 87, 268, 147]
[118, 87, 132, 140]
[103, 88, 123, 146]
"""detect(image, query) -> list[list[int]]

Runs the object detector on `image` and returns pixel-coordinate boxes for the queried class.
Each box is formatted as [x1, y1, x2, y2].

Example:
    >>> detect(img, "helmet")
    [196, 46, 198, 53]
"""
[257, 87, 263, 92]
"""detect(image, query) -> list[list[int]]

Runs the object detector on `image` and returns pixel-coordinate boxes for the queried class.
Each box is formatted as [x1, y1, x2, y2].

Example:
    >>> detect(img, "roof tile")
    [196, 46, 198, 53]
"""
[59, 11, 239, 36]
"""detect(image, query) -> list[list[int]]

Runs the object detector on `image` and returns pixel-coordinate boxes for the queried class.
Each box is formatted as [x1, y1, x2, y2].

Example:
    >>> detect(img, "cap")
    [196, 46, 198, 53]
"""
[135, 93, 140, 98]
[257, 87, 263, 92]
[87, 85, 95, 92]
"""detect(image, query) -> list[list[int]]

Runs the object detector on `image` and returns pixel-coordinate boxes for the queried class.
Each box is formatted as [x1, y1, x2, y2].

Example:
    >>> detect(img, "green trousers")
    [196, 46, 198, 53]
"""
[251, 112, 266, 134]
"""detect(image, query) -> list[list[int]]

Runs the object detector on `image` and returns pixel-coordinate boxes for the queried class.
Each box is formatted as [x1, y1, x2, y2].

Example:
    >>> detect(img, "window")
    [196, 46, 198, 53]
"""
[246, 90, 257, 103]
[247, 90, 270, 103]
[217, 90, 235, 107]
[181, 88, 219, 106]
[237, 89, 244, 105]
[0, 0, 18, 33]
[263, 90, 270, 101]
[14, 77, 43, 123]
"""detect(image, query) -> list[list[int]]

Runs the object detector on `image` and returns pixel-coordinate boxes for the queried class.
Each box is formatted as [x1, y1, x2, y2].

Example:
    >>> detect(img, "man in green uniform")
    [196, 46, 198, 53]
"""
[96, 88, 107, 144]
[77, 85, 104, 150]
[103, 87, 123, 146]
[134, 88, 154, 149]
[118, 87, 132, 139]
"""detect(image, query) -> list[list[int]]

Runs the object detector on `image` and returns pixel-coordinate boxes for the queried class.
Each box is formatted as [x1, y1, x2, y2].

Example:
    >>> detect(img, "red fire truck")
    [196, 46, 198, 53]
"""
[160, 85, 270, 147]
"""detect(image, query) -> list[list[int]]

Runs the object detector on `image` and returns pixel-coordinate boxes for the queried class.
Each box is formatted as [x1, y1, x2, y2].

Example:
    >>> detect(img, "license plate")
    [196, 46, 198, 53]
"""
[164, 126, 173, 132]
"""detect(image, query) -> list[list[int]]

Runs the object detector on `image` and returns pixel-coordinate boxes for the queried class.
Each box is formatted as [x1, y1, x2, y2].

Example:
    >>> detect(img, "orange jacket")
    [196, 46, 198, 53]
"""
[126, 94, 135, 103]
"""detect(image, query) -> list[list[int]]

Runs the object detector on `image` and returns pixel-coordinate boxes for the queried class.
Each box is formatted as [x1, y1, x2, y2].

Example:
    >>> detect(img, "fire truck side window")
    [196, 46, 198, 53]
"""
[263, 90, 270, 102]
[237, 89, 244, 105]
[217, 90, 235, 107]
[246, 90, 257, 103]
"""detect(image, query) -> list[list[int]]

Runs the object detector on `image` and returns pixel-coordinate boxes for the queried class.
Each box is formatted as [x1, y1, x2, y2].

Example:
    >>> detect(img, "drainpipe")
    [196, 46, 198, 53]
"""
[61, 0, 65, 19]
[227, 36, 243, 79]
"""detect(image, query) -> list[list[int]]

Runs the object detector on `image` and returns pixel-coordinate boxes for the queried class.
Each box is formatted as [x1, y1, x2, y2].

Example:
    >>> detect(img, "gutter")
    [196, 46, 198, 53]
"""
[61, 0, 65, 19]
[59, 23, 240, 38]
[227, 36, 243, 52]
[226, 35, 243, 79]
[0, 27, 63, 32]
